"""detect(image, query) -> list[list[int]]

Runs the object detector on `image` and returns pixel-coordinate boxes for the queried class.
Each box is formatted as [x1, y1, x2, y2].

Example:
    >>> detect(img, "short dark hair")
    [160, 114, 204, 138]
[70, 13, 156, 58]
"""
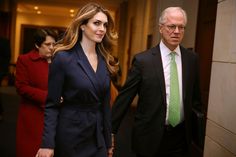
[34, 28, 58, 47]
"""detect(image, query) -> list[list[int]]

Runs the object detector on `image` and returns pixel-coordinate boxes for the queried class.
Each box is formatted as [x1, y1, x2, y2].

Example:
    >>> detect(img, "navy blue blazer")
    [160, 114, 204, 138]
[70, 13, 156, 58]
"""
[112, 44, 201, 156]
[41, 43, 111, 157]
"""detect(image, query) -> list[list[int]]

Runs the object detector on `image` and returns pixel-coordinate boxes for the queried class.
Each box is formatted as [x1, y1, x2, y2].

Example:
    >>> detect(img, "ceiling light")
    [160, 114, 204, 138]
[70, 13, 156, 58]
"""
[37, 10, 42, 14]
[70, 9, 74, 13]
[34, 6, 39, 10]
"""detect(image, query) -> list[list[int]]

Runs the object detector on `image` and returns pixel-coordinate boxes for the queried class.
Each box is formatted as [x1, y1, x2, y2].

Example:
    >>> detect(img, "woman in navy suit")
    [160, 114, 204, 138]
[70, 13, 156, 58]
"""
[36, 3, 119, 157]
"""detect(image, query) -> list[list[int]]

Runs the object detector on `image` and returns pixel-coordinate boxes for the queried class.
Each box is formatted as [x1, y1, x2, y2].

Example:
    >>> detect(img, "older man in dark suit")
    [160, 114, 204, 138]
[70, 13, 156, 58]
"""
[112, 7, 202, 157]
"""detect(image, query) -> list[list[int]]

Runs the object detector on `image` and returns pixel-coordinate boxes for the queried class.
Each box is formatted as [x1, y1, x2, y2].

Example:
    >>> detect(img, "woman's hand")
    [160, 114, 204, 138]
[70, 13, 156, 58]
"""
[36, 148, 54, 157]
[107, 133, 115, 157]
[108, 147, 114, 157]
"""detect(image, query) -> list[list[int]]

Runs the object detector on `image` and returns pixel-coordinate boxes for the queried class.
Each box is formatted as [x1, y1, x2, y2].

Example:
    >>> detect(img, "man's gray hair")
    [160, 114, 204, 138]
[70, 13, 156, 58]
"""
[159, 7, 187, 25]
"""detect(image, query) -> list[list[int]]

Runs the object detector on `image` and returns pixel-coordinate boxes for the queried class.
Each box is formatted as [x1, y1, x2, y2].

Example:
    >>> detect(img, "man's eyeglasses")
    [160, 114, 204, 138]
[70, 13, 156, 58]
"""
[163, 24, 185, 32]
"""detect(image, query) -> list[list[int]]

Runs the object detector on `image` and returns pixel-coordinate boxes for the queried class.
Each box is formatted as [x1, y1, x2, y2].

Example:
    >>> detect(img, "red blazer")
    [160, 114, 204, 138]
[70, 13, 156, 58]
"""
[15, 49, 49, 157]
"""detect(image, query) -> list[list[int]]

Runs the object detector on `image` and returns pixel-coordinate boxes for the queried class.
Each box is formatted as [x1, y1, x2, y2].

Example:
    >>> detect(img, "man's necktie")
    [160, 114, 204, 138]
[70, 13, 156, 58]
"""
[168, 52, 181, 127]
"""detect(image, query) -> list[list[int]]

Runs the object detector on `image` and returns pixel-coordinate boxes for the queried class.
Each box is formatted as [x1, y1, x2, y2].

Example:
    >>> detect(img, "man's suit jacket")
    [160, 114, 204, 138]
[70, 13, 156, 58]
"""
[112, 44, 201, 156]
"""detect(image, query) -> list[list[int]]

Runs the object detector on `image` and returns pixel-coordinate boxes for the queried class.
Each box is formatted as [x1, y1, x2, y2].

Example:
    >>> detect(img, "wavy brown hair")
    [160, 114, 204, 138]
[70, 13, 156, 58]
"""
[54, 2, 119, 75]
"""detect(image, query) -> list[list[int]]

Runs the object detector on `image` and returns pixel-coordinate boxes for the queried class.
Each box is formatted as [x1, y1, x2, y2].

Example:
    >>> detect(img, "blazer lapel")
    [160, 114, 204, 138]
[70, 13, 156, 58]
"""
[96, 54, 109, 92]
[75, 43, 101, 97]
[151, 45, 167, 105]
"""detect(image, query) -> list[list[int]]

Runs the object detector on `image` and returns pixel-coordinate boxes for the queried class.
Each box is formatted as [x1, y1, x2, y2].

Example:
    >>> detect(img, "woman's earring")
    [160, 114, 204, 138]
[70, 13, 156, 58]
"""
[35, 44, 39, 49]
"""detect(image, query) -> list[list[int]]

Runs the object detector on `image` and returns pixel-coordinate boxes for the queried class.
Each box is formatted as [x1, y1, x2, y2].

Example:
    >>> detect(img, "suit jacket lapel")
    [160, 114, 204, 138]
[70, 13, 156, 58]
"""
[180, 46, 187, 102]
[151, 45, 167, 105]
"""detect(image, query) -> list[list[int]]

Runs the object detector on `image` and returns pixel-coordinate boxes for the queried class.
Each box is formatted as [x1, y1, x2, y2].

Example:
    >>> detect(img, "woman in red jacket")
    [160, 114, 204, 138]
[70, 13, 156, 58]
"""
[15, 28, 58, 157]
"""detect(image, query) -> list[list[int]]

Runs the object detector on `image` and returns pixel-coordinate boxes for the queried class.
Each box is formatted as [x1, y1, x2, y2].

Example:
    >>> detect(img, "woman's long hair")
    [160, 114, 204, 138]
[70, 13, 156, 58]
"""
[54, 2, 119, 75]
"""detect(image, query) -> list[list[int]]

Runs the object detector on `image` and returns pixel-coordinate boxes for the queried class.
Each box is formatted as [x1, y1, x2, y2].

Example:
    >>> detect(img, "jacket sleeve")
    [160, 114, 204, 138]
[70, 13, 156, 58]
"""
[41, 53, 65, 148]
[15, 56, 47, 105]
[192, 53, 202, 111]
[112, 56, 142, 133]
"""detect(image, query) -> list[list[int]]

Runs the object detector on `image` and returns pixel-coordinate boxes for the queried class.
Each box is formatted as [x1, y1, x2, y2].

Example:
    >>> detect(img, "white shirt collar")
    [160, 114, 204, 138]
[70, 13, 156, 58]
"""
[160, 40, 181, 57]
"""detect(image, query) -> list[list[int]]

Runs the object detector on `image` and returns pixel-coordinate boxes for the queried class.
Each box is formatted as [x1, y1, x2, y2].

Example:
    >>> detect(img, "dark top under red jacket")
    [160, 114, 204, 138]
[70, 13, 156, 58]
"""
[15, 49, 49, 157]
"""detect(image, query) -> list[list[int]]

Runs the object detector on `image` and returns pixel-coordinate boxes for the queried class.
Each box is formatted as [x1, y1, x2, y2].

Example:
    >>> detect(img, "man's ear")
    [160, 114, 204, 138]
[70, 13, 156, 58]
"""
[159, 25, 163, 34]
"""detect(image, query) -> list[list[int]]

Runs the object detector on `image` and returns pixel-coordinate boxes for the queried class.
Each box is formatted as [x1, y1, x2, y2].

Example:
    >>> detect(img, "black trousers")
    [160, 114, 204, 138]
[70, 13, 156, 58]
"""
[137, 122, 188, 157]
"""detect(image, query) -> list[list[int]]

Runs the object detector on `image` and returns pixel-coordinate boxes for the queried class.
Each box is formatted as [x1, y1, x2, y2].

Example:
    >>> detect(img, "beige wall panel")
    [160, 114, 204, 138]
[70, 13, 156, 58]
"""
[204, 136, 235, 157]
[212, 0, 236, 63]
[205, 119, 236, 154]
[208, 62, 236, 133]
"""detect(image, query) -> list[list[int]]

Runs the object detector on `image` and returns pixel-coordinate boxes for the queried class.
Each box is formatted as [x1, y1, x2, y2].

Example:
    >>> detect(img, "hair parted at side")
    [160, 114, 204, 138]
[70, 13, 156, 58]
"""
[34, 28, 58, 47]
[54, 2, 119, 75]
[159, 7, 187, 25]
